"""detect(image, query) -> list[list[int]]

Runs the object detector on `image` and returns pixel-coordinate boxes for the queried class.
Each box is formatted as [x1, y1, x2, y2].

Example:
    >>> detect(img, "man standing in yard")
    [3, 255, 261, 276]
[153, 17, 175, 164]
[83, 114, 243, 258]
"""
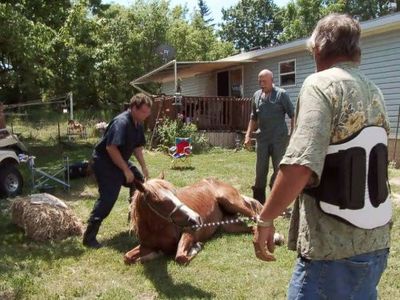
[252, 14, 391, 299]
[83, 93, 152, 248]
[244, 69, 294, 204]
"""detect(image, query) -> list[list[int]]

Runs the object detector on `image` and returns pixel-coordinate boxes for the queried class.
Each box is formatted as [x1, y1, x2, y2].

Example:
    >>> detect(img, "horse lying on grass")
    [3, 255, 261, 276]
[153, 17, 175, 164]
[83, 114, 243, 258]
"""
[124, 176, 284, 265]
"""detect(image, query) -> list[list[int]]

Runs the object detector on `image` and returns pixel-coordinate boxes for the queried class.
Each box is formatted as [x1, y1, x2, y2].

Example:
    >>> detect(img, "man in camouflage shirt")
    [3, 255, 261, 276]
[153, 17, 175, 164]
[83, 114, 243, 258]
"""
[252, 14, 391, 299]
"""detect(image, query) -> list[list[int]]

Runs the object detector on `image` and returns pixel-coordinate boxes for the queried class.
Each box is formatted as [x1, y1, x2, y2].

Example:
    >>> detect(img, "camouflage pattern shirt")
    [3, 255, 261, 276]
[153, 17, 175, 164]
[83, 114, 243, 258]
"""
[280, 62, 391, 260]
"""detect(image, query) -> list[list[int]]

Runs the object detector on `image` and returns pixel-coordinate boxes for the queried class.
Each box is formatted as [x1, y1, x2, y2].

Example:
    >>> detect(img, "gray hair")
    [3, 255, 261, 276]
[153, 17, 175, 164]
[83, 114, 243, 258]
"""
[307, 14, 361, 62]
[258, 69, 273, 80]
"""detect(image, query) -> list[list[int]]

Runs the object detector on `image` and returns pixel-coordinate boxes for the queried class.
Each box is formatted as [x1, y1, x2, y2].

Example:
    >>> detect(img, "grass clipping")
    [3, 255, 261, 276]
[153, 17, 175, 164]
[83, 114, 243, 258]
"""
[10, 193, 83, 241]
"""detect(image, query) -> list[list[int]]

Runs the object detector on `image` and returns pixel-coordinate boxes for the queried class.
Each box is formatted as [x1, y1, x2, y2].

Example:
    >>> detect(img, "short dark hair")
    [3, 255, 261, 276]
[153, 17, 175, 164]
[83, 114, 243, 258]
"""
[129, 93, 153, 109]
[308, 13, 361, 62]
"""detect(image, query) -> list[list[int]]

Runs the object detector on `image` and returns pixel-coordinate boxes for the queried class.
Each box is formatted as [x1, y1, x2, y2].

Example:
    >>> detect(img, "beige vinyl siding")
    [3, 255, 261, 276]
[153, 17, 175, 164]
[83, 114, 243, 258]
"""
[161, 73, 216, 96]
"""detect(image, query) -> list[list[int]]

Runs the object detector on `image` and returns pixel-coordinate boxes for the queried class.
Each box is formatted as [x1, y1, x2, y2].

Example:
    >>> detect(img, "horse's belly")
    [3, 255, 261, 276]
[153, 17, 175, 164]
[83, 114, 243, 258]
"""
[192, 209, 224, 241]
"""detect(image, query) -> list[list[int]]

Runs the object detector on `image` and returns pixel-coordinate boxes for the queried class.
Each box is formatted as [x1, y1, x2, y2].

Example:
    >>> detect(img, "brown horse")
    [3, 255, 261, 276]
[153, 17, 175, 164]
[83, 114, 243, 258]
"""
[124, 177, 283, 265]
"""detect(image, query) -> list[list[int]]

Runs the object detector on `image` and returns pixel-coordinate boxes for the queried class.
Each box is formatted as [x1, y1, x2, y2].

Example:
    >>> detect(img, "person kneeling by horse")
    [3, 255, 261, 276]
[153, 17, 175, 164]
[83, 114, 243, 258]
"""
[83, 93, 152, 248]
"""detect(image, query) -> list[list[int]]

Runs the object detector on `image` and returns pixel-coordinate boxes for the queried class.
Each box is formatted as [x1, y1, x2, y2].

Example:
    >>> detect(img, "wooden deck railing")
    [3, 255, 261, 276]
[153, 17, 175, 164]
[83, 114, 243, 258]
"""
[147, 96, 252, 131]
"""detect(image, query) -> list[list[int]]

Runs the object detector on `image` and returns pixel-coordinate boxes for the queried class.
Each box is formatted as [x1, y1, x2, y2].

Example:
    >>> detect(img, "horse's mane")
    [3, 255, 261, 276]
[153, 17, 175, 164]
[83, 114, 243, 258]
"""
[130, 179, 177, 235]
[143, 179, 177, 200]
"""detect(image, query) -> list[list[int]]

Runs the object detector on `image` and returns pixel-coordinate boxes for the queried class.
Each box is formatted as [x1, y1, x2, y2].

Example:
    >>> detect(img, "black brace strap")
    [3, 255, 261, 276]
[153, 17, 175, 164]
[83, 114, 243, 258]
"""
[304, 144, 388, 210]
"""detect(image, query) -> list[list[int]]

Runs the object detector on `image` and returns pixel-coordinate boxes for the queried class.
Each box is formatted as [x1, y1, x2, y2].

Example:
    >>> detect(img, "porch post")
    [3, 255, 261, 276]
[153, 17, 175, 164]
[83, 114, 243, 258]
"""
[174, 59, 177, 92]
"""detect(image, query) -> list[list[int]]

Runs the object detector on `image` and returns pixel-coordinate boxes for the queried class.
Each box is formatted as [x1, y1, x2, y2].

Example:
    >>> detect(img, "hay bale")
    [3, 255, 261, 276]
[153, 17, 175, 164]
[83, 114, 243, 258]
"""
[10, 193, 83, 242]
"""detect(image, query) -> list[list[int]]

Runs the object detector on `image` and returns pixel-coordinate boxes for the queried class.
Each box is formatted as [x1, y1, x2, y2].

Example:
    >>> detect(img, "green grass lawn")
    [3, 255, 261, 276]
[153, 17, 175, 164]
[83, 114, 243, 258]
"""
[1, 145, 400, 299]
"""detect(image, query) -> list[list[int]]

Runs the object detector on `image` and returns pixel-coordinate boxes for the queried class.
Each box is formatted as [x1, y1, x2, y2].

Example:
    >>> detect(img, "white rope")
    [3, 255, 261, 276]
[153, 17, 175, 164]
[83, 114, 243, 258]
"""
[191, 216, 257, 229]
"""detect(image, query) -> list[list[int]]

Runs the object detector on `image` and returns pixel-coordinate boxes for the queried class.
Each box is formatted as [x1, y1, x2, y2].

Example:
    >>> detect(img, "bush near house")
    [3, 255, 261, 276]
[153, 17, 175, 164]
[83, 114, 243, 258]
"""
[155, 117, 210, 153]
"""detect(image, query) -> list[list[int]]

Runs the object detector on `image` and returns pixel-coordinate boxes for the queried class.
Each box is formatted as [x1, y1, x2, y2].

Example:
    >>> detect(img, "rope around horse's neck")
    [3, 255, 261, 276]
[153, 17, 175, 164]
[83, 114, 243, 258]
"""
[190, 215, 257, 230]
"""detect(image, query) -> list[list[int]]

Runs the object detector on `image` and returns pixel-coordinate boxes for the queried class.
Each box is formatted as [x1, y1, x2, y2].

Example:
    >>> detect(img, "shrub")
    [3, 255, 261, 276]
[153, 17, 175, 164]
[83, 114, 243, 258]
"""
[155, 118, 210, 153]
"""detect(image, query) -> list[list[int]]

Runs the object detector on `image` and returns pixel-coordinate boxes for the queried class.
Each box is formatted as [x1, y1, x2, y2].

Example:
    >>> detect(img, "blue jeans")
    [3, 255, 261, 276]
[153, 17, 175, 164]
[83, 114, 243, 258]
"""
[287, 248, 389, 300]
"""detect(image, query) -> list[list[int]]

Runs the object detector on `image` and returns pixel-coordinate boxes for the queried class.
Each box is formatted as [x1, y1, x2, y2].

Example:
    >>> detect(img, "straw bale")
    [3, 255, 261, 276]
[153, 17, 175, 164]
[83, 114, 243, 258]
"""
[10, 193, 83, 241]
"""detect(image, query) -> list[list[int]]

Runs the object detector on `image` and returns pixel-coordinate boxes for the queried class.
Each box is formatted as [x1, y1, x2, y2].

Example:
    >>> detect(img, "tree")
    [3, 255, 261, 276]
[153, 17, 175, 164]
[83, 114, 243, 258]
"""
[219, 0, 283, 51]
[198, 0, 214, 25]
[0, 0, 236, 108]
[0, 2, 56, 103]
[2, 0, 71, 30]
[279, 0, 333, 42]
[344, 0, 393, 20]
[279, 0, 396, 43]
[167, 7, 234, 61]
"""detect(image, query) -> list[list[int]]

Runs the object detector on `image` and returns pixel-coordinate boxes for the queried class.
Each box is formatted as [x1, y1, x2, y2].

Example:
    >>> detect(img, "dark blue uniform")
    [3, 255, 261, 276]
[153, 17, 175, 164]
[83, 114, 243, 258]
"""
[88, 110, 145, 223]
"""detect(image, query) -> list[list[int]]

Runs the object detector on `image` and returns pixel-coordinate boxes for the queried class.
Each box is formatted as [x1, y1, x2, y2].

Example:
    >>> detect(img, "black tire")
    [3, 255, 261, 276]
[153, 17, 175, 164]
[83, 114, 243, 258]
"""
[0, 164, 23, 198]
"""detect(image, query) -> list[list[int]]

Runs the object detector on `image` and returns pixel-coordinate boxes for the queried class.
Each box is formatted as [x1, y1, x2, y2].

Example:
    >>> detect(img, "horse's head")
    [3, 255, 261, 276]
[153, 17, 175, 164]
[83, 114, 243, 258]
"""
[132, 178, 202, 228]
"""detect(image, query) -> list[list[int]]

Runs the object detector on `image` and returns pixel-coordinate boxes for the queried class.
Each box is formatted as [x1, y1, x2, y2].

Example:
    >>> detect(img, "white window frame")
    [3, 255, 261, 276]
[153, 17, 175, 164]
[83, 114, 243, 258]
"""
[279, 59, 296, 87]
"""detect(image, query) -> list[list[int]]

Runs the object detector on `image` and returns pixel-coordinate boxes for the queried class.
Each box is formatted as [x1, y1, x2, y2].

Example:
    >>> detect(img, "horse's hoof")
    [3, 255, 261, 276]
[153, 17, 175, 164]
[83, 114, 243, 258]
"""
[175, 255, 190, 265]
[273, 233, 285, 246]
[123, 254, 135, 265]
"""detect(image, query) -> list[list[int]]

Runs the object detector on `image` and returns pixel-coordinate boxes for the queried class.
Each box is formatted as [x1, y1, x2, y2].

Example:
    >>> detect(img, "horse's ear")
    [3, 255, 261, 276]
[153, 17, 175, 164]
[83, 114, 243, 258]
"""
[133, 179, 146, 193]
[158, 171, 165, 180]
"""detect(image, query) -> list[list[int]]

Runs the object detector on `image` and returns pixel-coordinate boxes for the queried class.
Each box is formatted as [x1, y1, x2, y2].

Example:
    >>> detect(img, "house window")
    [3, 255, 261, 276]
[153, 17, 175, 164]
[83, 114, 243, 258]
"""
[217, 68, 243, 97]
[279, 60, 296, 86]
[230, 69, 242, 97]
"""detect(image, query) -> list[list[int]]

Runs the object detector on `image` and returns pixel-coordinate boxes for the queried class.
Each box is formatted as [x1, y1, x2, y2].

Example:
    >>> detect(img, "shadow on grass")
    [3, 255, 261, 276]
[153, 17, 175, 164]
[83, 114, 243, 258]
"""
[0, 221, 85, 277]
[170, 166, 195, 171]
[104, 231, 214, 298]
[143, 258, 215, 299]
[103, 230, 138, 253]
[0, 200, 85, 276]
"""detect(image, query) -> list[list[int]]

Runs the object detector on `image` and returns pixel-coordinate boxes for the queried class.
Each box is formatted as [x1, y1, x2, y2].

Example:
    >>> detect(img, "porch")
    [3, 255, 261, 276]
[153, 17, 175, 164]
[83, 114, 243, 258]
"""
[148, 95, 253, 148]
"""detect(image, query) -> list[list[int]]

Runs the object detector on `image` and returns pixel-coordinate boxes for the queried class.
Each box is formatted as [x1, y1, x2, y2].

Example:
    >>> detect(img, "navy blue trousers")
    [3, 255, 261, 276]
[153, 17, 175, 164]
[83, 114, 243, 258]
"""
[88, 160, 144, 223]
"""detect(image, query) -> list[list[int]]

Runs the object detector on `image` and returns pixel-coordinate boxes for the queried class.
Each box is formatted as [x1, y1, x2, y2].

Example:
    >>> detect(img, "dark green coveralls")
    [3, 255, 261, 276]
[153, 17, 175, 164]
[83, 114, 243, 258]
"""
[251, 86, 294, 203]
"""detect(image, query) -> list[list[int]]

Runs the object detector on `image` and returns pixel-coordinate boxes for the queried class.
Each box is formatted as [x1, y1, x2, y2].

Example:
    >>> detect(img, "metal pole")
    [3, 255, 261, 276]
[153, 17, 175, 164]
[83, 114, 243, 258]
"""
[393, 105, 400, 162]
[174, 60, 177, 93]
[69, 92, 74, 120]
[130, 60, 175, 86]
[65, 156, 70, 192]
[57, 121, 61, 143]
[29, 157, 35, 191]
[131, 83, 153, 97]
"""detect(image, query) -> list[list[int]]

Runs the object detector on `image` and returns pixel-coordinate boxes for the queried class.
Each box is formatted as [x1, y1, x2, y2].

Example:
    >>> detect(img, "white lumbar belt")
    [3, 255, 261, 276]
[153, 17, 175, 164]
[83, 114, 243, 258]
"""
[320, 126, 392, 229]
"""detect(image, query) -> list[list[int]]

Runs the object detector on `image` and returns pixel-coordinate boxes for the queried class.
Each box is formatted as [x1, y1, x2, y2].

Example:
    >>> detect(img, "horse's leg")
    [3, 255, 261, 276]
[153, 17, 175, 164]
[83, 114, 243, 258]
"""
[124, 245, 163, 264]
[217, 192, 285, 246]
[241, 195, 263, 215]
[216, 191, 262, 217]
[175, 233, 202, 265]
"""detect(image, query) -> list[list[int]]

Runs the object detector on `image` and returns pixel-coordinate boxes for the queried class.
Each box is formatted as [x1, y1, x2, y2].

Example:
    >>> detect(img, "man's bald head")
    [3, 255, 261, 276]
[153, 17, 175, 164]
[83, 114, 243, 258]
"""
[258, 69, 274, 92]
[258, 69, 273, 79]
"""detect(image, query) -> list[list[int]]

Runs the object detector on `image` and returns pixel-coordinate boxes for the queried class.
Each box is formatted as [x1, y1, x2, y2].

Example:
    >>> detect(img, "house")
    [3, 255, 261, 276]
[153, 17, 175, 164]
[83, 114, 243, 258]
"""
[132, 13, 400, 153]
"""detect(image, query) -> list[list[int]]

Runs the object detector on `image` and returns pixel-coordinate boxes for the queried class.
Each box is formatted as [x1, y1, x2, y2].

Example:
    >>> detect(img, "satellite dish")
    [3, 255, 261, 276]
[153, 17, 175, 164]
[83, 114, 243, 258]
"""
[156, 44, 176, 63]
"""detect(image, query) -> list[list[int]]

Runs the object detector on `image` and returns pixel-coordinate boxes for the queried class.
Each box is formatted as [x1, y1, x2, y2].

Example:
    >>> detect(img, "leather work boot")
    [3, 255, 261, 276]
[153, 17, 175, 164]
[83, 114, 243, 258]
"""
[83, 221, 102, 249]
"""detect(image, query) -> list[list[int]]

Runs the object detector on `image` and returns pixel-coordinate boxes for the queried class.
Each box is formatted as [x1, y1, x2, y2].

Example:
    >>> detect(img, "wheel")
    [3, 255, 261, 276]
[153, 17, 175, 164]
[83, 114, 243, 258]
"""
[0, 164, 23, 198]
